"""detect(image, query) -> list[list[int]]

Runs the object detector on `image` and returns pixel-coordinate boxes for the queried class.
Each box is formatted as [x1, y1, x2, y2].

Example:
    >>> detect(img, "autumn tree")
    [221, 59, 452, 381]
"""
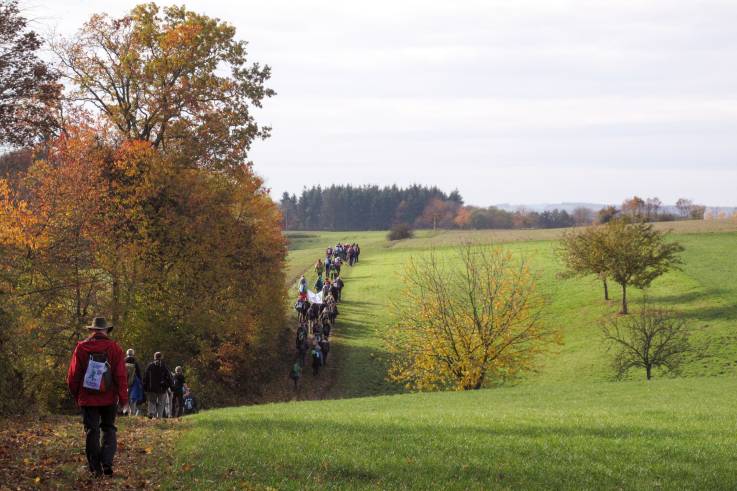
[386, 244, 558, 391]
[597, 205, 618, 224]
[559, 225, 611, 300]
[0, 2, 287, 411]
[453, 206, 473, 228]
[601, 301, 697, 380]
[0, 0, 61, 146]
[52, 3, 274, 172]
[416, 198, 460, 230]
[572, 207, 594, 226]
[621, 196, 646, 220]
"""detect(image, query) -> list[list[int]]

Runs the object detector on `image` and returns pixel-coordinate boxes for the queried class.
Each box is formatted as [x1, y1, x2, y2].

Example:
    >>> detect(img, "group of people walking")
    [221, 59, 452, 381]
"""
[290, 242, 361, 387]
[63, 243, 361, 478]
[66, 317, 198, 478]
[124, 350, 198, 419]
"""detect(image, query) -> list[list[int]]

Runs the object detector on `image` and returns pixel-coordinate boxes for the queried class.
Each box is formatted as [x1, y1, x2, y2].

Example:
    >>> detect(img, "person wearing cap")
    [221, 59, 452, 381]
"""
[66, 316, 128, 478]
[143, 352, 173, 419]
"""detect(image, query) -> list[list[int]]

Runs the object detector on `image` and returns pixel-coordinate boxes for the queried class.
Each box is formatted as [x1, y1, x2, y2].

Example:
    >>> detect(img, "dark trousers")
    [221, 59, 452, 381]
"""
[172, 391, 184, 418]
[81, 405, 117, 473]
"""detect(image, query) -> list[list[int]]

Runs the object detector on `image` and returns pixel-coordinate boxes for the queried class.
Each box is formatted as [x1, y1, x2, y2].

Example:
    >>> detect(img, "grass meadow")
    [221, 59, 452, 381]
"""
[173, 377, 737, 490]
[171, 220, 737, 489]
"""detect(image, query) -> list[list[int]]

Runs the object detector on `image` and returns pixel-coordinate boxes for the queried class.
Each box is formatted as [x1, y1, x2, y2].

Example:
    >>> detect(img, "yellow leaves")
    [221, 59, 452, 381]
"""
[386, 243, 558, 391]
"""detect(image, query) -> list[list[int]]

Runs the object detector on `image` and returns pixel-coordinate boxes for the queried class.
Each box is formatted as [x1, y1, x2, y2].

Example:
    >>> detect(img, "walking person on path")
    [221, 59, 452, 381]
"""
[311, 341, 323, 376]
[296, 324, 309, 366]
[319, 337, 331, 366]
[171, 366, 186, 418]
[314, 272, 324, 292]
[124, 349, 144, 416]
[66, 317, 128, 478]
[143, 352, 173, 419]
[289, 360, 302, 390]
[314, 258, 323, 277]
[334, 275, 344, 302]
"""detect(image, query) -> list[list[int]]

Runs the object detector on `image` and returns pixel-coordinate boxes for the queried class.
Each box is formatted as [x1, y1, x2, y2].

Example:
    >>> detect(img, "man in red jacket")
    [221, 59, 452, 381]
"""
[67, 317, 128, 477]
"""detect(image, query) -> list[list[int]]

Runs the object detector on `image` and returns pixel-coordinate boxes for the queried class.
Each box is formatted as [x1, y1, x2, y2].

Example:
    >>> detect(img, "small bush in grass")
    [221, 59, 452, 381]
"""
[388, 223, 414, 241]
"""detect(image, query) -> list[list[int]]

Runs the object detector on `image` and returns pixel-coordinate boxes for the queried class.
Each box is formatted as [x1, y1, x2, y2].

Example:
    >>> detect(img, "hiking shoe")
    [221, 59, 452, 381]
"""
[102, 465, 113, 476]
[89, 463, 103, 478]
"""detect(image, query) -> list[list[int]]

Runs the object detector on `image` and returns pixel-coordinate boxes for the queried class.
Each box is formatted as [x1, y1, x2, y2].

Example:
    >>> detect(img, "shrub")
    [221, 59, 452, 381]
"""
[387, 223, 414, 241]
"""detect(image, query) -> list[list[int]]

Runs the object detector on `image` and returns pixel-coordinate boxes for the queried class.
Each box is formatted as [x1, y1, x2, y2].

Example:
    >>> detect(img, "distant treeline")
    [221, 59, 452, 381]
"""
[279, 186, 709, 231]
[279, 185, 463, 230]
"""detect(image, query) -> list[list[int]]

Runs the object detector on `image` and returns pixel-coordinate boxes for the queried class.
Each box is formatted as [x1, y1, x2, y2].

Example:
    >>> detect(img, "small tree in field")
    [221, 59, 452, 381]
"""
[559, 225, 611, 301]
[386, 244, 559, 391]
[601, 302, 695, 380]
[600, 220, 683, 314]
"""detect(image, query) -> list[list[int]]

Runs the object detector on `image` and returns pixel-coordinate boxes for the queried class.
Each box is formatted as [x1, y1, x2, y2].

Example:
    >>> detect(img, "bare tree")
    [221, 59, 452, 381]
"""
[675, 198, 693, 219]
[601, 302, 697, 380]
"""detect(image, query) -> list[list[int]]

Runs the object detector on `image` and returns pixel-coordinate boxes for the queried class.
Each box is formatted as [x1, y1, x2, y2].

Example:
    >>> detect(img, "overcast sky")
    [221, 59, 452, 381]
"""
[25, 0, 737, 206]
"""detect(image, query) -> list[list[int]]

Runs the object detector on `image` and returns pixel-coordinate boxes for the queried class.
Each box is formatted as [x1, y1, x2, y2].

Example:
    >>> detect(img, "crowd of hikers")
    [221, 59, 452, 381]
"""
[66, 317, 198, 478]
[63, 243, 360, 478]
[289, 242, 360, 388]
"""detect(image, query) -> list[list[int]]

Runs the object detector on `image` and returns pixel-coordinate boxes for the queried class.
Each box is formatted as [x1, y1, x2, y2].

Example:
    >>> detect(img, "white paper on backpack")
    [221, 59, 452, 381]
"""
[83, 359, 108, 390]
[307, 289, 323, 304]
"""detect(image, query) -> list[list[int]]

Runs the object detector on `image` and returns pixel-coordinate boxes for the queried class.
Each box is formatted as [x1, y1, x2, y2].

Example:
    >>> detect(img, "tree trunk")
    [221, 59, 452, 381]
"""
[603, 278, 609, 301]
[111, 262, 120, 327]
[646, 364, 651, 380]
[620, 283, 628, 314]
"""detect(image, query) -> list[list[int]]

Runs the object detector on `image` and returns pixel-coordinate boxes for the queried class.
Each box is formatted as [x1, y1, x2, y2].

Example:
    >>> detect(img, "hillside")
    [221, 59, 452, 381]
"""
[285, 220, 737, 398]
[168, 220, 737, 489]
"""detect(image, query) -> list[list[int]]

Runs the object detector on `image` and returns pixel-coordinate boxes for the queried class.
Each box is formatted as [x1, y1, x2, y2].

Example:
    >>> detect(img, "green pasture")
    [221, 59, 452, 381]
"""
[173, 376, 737, 490]
[172, 221, 737, 489]
[288, 224, 737, 396]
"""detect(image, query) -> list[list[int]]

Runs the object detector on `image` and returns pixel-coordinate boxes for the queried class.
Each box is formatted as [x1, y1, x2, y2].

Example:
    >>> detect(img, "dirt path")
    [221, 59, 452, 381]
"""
[0, 415, 179, 490]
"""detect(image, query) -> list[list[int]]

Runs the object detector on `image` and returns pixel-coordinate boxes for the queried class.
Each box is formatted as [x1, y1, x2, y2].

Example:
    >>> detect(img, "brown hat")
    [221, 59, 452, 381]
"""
[86, 317, 113, 331]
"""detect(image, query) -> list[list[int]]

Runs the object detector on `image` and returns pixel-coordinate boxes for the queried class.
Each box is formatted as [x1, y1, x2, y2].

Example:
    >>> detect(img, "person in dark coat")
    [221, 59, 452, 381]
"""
[334, 276, 344, 302]
[319, 338, 330, 366]
[171, 366, 186, 418]
[289, 361, 302, 390]
[296, 324, 308, 366]
[66, 317, 128, 477]
[311, 342, 323, 376]
[142, 352, 173, 419]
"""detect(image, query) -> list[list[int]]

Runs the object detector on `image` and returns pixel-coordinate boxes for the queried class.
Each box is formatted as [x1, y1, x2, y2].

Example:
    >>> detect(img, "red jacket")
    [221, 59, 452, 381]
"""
[67, 332, 128, 407]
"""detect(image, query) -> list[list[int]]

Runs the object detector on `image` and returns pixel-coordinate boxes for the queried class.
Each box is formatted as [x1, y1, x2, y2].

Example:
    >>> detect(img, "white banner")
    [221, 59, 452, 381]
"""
[307, 289, 323, 304]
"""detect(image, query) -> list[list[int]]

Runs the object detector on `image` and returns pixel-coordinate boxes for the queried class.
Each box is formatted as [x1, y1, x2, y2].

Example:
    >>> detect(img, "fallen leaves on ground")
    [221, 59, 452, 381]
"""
[0, 414, 182, 490]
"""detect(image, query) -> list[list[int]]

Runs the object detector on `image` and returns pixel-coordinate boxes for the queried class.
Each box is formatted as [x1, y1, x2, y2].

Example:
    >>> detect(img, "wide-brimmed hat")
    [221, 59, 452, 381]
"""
[86, 317, 113, 331]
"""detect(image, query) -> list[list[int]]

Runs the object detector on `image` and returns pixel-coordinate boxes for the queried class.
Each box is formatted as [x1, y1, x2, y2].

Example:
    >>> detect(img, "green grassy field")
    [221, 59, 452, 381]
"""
[172, 220, 737, 489]
[173, 377, 737, 490]
[287, 222, 737, 396]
